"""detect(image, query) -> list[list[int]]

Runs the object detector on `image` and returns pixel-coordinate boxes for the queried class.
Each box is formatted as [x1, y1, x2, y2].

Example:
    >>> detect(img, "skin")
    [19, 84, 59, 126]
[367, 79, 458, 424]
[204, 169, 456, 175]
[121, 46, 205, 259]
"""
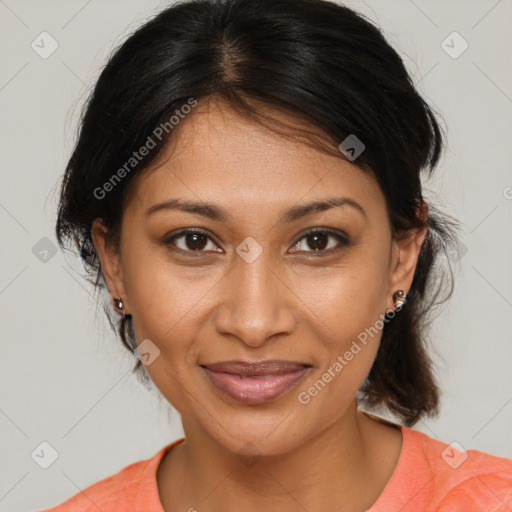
[92, 97, 428, 511]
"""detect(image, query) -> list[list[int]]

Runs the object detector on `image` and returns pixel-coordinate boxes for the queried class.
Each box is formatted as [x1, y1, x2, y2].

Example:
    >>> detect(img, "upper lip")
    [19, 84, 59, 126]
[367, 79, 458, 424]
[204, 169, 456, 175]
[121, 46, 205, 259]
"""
[201, 360, 311, 376]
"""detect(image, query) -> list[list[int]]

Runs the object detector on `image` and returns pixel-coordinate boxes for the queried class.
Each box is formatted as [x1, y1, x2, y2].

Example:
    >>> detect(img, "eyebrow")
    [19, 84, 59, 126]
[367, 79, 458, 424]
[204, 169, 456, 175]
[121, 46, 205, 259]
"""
[145, 196, 366, 223]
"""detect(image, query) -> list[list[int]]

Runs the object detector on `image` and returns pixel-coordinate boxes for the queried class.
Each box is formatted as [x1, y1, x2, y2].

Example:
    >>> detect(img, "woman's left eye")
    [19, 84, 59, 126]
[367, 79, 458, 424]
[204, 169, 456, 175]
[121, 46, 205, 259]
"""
[290, 229, 350, 255]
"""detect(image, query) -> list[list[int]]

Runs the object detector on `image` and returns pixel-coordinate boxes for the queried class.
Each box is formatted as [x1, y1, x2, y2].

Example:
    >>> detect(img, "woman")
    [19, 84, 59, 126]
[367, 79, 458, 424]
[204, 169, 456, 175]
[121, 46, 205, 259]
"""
[42, 0, 512, 510]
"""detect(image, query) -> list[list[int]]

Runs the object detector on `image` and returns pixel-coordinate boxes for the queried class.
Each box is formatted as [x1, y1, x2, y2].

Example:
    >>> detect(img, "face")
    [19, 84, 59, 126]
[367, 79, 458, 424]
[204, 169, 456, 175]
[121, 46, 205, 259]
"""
[92, 99, 425, 456]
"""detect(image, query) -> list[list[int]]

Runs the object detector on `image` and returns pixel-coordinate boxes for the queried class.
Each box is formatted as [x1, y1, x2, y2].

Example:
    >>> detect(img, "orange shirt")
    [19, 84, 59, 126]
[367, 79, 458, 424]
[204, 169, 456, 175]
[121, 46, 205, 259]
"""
[40, 424, 512, 512]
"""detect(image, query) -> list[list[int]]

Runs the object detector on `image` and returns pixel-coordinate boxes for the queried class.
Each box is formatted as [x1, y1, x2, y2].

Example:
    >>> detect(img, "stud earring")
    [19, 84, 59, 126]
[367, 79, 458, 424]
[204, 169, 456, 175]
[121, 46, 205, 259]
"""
[113, 296, 124, 312]
[392, 290, 406, 310]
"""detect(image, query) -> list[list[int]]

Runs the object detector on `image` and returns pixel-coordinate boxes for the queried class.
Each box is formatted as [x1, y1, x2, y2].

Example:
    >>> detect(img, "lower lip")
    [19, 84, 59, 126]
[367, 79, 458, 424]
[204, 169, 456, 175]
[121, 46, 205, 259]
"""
[201, 367, 310, 404]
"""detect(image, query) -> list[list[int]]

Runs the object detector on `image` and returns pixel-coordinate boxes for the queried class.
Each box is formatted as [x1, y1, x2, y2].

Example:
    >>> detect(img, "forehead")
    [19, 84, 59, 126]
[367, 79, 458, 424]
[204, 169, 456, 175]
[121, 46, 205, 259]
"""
[127, 99, 385, 218]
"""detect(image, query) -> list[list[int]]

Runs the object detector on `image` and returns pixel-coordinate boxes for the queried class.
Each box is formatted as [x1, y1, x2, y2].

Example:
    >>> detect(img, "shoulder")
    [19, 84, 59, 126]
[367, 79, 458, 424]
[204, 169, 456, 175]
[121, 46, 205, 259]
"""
[38, 457, 151, 512]
[366, 412, 512, 512]
[406, 427, 512, 511]
[38, 440, 184, 512]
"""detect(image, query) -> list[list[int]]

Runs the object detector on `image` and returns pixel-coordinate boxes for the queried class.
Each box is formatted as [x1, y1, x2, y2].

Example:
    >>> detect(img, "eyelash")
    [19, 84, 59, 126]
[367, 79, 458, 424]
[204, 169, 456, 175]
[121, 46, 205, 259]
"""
[163, 227, 351, 257]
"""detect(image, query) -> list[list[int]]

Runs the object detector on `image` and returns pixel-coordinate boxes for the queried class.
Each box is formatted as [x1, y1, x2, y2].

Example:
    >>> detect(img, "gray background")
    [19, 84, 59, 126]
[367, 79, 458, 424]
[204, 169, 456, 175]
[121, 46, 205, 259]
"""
[1, 0, 511, 510]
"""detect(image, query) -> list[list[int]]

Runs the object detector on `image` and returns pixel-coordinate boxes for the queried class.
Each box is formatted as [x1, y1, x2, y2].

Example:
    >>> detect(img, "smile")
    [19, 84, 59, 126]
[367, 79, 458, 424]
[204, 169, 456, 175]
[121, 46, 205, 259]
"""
[200, 360, 312, 404]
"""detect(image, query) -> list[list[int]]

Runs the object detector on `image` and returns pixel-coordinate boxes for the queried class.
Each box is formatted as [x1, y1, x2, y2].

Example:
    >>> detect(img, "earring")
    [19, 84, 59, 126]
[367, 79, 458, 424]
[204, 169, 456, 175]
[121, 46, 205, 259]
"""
[113, 296, 124, 312]
[392, 290, 406, 310]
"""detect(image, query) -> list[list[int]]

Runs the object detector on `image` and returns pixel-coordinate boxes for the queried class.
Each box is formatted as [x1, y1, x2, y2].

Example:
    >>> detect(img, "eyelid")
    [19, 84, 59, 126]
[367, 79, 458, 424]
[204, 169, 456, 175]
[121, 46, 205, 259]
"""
[163, 227, 221, 250]
[291, 226, 349, 247]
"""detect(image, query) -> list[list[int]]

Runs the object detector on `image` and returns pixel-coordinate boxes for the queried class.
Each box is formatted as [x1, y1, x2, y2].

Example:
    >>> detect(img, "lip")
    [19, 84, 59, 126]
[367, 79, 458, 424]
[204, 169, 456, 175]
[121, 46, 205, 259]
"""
[200, 360, 312, 404]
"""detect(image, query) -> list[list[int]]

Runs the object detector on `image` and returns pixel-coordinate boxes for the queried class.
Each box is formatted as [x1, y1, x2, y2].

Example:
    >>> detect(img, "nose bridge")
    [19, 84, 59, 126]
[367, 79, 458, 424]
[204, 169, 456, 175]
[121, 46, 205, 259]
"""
[215, 243, 294, 346]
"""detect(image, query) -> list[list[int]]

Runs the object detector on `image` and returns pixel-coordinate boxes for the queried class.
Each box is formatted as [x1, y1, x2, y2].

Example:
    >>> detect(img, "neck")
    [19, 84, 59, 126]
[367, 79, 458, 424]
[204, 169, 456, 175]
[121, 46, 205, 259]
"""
[157, 403, 402, 512]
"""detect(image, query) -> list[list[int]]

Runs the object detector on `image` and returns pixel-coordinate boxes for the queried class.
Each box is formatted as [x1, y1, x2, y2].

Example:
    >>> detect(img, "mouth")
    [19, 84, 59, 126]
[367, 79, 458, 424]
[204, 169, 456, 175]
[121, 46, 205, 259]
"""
[200, 360, 312, 404]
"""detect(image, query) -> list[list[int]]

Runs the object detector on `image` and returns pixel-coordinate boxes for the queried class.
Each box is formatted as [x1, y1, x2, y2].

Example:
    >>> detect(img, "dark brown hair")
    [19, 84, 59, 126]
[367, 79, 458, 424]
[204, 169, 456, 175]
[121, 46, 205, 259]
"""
[56, 0, 460, 427]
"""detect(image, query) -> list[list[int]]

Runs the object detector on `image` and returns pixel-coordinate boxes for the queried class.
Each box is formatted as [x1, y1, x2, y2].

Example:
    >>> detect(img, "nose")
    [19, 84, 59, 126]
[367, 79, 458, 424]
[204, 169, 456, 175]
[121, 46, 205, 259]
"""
[214, 248, 296, 348]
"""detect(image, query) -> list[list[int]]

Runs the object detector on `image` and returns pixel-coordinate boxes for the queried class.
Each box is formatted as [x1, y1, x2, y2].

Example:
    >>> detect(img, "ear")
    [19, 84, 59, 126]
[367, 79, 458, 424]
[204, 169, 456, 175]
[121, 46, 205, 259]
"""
[91, 218, 130, 314]
[387, 202, 428, 310]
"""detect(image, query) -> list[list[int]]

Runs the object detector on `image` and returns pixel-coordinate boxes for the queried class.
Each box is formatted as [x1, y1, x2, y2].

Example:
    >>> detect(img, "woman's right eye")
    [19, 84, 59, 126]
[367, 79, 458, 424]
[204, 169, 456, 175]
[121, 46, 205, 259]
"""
[164, 229, 223, 253]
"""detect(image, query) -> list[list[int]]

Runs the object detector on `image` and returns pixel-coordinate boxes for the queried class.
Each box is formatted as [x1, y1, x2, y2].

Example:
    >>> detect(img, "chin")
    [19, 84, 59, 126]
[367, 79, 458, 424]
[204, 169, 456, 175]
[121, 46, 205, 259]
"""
[202, 411, 310, 459]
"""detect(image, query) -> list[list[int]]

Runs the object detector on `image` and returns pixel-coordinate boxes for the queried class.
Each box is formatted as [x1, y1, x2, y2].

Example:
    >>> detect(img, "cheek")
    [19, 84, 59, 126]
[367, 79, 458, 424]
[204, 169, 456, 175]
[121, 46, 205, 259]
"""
[120, 234, 212, 337]
[290, 254, 390, 339]
[120, 246, 210, 412]
[293, 268, 386, 416]
[289, 254, 389, 394]
[293, 341, 378, 435]
[119, 239, 226, 407]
